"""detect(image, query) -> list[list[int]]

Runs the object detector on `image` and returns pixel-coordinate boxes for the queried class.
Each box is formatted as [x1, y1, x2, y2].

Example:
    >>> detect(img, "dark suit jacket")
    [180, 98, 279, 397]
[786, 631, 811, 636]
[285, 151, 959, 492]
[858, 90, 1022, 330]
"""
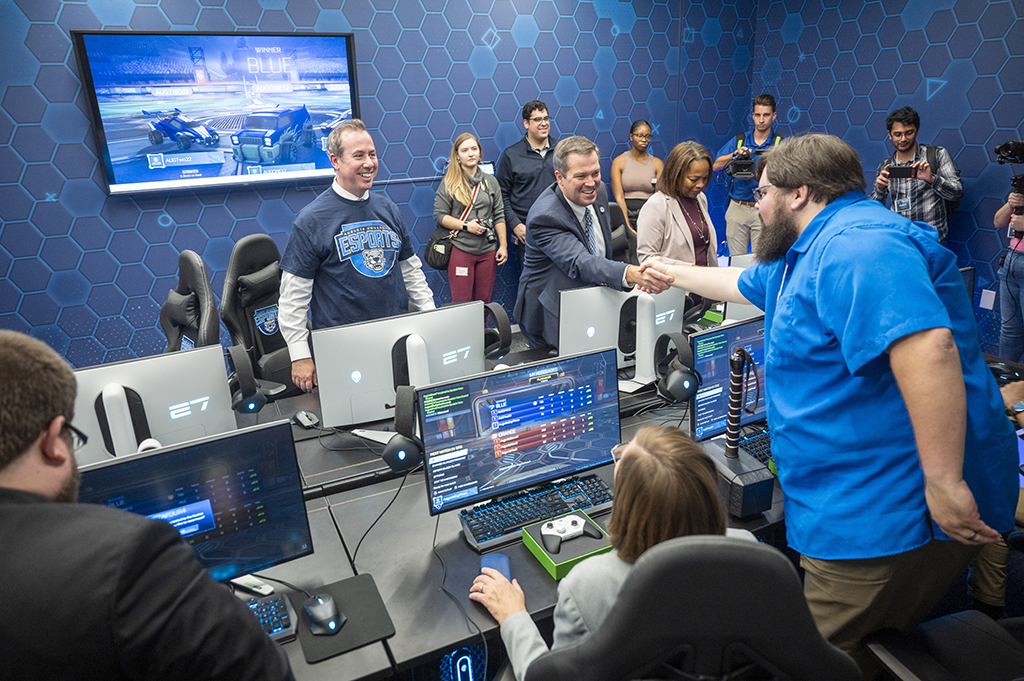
[514, 183, 629, 348]
[0, 487, 294, 681]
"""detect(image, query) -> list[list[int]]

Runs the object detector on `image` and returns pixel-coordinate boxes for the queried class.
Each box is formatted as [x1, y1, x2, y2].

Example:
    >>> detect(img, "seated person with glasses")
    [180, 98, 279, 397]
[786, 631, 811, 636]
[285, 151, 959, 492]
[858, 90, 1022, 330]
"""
[469, 426, 754, 681]
[0, 330, 294, 681]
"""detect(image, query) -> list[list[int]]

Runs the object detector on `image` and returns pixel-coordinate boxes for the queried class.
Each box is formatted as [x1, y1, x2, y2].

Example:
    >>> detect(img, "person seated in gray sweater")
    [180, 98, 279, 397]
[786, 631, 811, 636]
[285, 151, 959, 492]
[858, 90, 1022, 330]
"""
[469, 425, 754, 681]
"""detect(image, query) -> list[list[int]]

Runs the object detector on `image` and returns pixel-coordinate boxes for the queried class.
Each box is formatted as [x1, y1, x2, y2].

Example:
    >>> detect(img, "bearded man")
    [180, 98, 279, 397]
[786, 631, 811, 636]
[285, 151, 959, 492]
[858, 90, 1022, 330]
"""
[639, 133, 1016, 676]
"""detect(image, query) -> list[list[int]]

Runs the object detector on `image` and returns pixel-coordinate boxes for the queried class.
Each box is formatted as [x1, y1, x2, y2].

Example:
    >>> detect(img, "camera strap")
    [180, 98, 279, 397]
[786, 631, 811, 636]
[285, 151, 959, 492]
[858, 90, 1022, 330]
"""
[460, 183, 480, 223]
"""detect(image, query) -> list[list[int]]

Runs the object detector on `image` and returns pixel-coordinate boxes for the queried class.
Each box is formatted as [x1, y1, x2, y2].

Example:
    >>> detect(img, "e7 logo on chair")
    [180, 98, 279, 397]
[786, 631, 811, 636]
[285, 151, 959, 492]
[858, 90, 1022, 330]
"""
[442, 346, 472, 365]
[656, 309, 675, 325]
[169, 396, 211, 420]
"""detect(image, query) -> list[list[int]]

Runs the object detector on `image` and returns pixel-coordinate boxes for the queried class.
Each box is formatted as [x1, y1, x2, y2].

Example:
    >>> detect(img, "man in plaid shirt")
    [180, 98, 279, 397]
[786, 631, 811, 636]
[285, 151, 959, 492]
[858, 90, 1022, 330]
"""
[869, 106, 963, 244]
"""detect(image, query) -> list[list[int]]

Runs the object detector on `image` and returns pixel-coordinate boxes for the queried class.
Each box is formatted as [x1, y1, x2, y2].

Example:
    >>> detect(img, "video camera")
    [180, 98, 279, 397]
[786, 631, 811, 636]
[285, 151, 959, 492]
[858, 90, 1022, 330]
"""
[726, 148, 767, 180]
[995, 140, 1024, 216]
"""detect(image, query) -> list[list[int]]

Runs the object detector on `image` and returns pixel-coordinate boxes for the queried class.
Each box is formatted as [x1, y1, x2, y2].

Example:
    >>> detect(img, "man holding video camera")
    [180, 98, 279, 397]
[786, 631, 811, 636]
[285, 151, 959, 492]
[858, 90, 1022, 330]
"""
[713, 93, 784, 257]
[869, 106, 963, 244]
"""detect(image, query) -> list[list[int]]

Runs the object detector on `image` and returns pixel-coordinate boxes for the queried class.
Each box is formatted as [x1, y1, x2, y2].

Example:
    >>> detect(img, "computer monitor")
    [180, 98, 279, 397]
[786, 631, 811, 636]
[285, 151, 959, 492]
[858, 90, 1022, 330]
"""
[77, 421, 312, 583]
[73, 345, 237, 466]
[729, 253, 757, 268]
[558, 286, 687, 389]
[723, 299, 765, 322]
[419, 348, 620, 516]
[690, 315, 767, 441]
[722, 254, 764, 321]
[313, 302, 486, 428]
[71, 31, 360, 195]
[960, 266, 976, 302]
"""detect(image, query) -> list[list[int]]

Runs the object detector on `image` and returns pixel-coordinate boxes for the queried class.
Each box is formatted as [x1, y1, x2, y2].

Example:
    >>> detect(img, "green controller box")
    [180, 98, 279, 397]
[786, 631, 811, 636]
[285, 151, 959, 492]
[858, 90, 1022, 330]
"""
[522, 511, 613, 580]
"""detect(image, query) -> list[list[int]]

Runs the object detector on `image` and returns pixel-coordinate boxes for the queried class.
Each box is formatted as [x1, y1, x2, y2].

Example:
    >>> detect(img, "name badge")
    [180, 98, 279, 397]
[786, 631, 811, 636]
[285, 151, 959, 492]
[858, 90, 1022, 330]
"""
[895, 198, 910, 213]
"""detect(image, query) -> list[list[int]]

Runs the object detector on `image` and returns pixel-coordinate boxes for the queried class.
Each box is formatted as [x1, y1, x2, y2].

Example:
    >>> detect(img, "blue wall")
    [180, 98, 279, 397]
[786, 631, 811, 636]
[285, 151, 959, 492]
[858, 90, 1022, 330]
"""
[0, 0, 1021, 366]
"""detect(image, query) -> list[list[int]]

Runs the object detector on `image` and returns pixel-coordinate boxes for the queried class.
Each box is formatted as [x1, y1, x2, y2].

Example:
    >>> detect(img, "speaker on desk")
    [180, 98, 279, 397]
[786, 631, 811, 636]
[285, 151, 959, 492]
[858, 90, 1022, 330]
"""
[654, 333, 701, 403]
[383, 385, 423, 473]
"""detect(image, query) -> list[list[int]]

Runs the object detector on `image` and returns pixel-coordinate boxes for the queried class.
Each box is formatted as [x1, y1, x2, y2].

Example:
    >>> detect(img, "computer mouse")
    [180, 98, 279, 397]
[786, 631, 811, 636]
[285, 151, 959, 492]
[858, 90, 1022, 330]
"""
[292, 410, 320, 429]
[302, 593, 346, 636]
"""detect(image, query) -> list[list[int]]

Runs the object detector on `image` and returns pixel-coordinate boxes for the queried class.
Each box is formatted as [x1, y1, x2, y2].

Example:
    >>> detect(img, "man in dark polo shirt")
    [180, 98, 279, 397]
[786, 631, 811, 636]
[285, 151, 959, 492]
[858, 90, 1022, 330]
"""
[496, 100, 558, 272]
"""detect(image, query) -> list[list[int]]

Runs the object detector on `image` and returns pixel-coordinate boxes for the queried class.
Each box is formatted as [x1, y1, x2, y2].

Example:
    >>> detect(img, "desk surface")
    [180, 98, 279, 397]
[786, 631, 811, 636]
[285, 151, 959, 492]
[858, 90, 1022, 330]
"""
[258, 498, 393, 681]
[268, 393, 784, 676]
[324, 468, 615, 671]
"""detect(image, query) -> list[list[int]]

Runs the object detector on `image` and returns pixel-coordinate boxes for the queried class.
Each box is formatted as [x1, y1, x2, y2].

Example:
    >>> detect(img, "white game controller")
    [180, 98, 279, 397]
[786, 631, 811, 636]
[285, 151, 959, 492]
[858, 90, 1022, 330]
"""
[540, 514, 602, 554]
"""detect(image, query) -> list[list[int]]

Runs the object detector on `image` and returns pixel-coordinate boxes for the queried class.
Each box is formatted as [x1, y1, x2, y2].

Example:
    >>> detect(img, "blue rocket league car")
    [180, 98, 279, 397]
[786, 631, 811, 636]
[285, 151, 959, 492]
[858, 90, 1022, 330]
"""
[144, 109, 220, 151]
[230, 105, 314, 164]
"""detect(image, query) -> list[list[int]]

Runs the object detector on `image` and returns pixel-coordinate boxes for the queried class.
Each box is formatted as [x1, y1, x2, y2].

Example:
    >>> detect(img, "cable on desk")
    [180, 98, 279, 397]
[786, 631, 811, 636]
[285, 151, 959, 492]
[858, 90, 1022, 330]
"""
[431, 514, 488, 678]
[349, 464, 421, 567]
[251, 574, 313, 599]
[314, 425, 381, 454]
[676, 403, 689, 430]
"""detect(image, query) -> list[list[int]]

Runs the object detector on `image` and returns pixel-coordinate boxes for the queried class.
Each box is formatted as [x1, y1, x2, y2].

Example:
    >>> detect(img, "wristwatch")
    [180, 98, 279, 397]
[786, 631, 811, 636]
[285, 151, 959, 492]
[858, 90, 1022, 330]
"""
[1006, 401, 1024, 421]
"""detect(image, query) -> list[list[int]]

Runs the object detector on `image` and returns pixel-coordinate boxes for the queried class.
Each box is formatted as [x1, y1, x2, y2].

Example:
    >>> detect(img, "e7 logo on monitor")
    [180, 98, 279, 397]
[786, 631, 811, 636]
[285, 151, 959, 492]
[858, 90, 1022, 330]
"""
[442, 346, 472, 365]
[169, 396, 211, 420]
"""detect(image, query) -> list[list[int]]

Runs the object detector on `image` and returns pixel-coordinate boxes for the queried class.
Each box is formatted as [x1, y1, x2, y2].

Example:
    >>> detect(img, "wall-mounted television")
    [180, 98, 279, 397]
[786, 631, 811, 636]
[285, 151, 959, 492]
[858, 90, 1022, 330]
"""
[71, 31, 359, 195]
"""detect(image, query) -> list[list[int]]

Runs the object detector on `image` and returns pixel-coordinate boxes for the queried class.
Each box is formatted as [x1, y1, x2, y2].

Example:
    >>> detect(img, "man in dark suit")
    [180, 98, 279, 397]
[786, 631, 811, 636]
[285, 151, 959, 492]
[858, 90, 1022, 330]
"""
[0, 330, 294, 681]
[514, 136, 671, 349]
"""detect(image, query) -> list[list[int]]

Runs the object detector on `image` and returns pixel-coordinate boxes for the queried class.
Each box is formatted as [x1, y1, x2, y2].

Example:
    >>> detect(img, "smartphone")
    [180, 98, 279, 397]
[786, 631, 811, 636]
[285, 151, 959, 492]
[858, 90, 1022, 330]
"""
[887, 165, 916, 179]
[481, 553, 511, 581]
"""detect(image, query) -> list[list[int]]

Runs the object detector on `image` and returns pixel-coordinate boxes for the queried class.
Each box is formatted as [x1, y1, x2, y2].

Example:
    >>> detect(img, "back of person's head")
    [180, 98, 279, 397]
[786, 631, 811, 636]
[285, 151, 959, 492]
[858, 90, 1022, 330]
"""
[326, 118, 368, 158]
[0, 331, 76, 472]
[554, 136, 599, 176]
[753, 93, 776, 112]
[761, 133, 866, 205]
[521, 100, 548, 121]
[608, 426, 725, 563]
[886, 106, 920, 132]
[656, 141, 712, 199]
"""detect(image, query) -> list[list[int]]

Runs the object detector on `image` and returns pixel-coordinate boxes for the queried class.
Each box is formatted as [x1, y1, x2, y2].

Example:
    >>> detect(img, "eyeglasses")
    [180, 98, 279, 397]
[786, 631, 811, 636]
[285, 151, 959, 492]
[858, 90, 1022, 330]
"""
[611, 442, 630, 462]
[632, 133, 652, 141]
[752, 184, 775, 202]
[890, 131, 916, 140]
[62, 422, 88, 453]
[529, 116, 550, 123]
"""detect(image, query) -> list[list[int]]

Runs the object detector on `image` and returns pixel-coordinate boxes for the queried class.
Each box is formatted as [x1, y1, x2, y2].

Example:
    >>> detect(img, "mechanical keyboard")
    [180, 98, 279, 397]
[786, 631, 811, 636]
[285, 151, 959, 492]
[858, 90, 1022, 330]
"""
[247, 593, 297, 643]
[460, 474, 613, 552]
[738, 430, 776, 475]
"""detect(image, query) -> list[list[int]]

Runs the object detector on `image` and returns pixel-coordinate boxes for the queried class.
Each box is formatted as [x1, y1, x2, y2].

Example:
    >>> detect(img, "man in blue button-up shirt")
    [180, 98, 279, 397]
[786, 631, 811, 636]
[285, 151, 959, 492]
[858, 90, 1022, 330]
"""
[641, 133, 1017, 676]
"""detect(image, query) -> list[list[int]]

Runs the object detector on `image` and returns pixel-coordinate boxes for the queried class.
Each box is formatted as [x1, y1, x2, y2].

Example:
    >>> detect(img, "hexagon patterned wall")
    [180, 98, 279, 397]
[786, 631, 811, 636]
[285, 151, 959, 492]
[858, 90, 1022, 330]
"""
[0, 0, 1021, 367]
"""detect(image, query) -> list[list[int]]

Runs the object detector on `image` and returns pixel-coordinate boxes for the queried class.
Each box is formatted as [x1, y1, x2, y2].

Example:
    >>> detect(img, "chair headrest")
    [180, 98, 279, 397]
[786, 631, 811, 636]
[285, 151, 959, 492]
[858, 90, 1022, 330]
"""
[162, 289, 200, 329]
[237, 260, 281, 308]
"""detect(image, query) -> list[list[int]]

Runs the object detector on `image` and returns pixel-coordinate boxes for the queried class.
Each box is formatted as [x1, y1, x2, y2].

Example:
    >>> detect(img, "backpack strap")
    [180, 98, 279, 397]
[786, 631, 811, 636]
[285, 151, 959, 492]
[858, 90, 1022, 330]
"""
[925, 144, 938, 175]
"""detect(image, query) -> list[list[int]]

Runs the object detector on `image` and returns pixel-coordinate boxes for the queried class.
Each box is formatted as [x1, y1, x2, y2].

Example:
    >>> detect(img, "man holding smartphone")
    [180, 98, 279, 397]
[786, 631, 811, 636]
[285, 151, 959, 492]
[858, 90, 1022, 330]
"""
[869, 106, 963, 244]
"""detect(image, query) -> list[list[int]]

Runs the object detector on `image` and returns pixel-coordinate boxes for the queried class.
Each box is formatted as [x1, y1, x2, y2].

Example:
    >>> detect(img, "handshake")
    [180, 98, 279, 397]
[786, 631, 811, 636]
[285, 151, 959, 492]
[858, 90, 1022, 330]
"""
[627, 256, 678, 295]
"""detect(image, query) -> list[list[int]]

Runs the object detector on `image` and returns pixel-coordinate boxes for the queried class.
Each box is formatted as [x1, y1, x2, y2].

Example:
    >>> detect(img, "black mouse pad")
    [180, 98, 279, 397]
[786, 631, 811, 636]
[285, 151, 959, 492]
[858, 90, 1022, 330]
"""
[289, 420, 324, 442]
[288, 573, 395, 664]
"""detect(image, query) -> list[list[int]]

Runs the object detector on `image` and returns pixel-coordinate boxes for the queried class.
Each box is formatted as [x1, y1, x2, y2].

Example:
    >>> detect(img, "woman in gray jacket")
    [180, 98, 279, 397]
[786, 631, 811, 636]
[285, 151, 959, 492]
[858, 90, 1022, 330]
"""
[434, 133, 507, 303]
[470, 426, 750, 681]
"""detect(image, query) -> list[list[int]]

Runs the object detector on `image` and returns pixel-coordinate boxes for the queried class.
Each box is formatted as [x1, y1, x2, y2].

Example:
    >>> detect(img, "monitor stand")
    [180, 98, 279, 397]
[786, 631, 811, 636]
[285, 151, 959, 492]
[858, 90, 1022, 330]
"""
[618, 294, 657, 393]
[97, 383, 150, 457]
[352, 334, 431, 447]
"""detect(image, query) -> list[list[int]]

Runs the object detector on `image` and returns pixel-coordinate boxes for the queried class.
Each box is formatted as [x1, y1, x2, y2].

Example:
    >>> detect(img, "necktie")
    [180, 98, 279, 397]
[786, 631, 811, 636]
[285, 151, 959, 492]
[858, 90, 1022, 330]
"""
[584, 207, 597, 255]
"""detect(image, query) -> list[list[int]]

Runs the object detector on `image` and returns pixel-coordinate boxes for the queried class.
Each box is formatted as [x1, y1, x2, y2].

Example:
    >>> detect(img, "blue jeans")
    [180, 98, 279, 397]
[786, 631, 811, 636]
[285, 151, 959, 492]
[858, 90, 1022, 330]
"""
[998, 250, 1024, 362]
